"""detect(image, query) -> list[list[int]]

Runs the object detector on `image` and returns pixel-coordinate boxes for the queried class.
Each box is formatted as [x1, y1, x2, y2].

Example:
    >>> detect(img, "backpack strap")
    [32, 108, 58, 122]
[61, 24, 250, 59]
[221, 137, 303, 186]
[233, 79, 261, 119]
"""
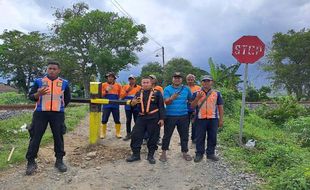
[197, 89, 213, 111]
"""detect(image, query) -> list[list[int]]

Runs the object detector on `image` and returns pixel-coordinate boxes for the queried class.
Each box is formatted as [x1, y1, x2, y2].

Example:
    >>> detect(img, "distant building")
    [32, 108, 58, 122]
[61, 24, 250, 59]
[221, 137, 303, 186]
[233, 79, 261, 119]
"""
[0, 83, 18, 93]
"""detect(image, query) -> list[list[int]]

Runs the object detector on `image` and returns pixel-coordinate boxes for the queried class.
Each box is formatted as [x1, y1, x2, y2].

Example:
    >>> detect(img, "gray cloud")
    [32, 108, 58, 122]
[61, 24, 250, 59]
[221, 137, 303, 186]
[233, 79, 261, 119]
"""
[0, 0, 309, 86]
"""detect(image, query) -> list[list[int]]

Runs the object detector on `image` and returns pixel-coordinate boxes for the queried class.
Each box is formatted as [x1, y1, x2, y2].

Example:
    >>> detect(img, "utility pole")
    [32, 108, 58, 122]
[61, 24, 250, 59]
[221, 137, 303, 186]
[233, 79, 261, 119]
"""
[162, 46, 165, 67]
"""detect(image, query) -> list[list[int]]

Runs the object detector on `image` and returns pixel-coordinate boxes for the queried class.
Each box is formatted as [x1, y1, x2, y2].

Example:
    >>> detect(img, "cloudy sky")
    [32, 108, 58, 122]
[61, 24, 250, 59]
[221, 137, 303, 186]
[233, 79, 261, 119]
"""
[0, 0, 309, 87]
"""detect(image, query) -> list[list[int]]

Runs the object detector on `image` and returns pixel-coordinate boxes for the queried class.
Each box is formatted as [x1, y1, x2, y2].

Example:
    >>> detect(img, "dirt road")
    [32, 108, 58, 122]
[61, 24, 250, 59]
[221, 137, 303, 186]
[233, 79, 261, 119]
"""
[0, 110, 261, 190]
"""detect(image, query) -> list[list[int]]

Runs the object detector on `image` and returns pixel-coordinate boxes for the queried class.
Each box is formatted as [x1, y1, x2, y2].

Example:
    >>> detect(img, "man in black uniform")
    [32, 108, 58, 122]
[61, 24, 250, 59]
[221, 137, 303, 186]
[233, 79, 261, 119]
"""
[25, 60, 71, 175]
[126, 76, 165, 164]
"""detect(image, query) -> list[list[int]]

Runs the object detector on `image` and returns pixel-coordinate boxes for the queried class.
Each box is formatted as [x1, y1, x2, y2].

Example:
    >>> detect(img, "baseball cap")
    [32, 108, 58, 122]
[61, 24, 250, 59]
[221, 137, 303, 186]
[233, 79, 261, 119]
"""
[201, 75, 213, 81]
[128, 74, 135, 79]
[149, 74, 157, 80]
[173, 72, 183, 78]
[105, 72, 117, 79]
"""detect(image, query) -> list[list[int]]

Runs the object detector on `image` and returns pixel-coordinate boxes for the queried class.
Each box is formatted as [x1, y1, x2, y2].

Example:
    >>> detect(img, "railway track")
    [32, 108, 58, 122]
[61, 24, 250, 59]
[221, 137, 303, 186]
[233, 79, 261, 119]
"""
[0, 104, 35, 110]
[0, 101, 86, 120]
[246, 101, 310, 109]
[1, 100, 309, 111]
[0, 104, 83, 110]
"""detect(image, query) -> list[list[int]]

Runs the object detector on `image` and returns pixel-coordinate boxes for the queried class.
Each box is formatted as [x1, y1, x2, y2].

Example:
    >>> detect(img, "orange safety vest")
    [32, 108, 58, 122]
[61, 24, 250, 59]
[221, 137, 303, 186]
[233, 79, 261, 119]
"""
[35, 76, 68, 112]
[101, 82, 122, 97]
[101, 82, 122, 109]
[120, 84, 141, 99]
[121, 84, 141, 110]
[188, 85, 200, 112]
[153, 86, 163, 94]
[138, 89, 159, 115]
[189, 85, 201, 94]
[197, 90, 220, 119]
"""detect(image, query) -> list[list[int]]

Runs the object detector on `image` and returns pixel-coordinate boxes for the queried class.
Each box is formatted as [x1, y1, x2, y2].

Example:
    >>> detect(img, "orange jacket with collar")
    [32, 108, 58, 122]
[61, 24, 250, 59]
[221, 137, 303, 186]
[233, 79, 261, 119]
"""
[101, 82, 122, 109]
[120, 84, 141, 110]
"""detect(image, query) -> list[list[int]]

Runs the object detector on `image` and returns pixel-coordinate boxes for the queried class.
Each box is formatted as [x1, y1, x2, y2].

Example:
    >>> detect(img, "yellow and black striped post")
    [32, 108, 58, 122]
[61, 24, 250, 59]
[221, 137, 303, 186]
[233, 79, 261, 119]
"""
[88, 82, 131, 144]
[89, 82, 102, 144]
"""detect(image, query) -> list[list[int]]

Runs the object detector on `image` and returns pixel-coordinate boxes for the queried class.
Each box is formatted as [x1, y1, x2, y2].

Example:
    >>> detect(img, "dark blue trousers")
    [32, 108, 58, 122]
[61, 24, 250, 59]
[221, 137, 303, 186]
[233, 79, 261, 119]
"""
[102, 108, 120, 124]
[26, 111, 65, 160]
[125, 109, 138, 134]
[189, 112, 197, 141]
[195, 118, 218, 156]
[162, 115, 190, 153]
[130, 118, 160, 155]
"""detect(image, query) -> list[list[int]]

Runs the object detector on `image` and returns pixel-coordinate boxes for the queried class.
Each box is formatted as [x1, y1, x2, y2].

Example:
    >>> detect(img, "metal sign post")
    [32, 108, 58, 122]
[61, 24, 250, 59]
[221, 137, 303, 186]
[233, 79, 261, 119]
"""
[239, 63, 248, 145]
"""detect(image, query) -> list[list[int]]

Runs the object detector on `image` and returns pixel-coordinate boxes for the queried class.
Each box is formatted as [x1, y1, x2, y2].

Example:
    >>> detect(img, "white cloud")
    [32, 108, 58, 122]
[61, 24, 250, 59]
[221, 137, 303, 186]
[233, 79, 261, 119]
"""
[0, 0, 309, 85]
[0, 0, 55, 33]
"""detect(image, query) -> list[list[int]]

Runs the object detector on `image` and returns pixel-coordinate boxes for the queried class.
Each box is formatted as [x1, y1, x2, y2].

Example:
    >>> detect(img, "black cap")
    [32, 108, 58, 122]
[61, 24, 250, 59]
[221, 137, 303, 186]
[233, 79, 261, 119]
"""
[201, 75, 213, 81]
[173, 72, 183, 78]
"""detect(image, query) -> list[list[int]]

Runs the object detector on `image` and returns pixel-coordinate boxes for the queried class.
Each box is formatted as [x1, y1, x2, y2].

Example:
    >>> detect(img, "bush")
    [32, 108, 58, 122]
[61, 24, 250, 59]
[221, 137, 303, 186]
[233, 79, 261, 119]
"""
[255, 96, 306, 125]
[218, 117, 240, 146]
[284, 117, 310, 147]
[219, 109, 310, 189]
[253, 145, 302, 177]
[269, 164, 310, 190]
[0, 92, 30, 104]
[217, 87, 241, 117]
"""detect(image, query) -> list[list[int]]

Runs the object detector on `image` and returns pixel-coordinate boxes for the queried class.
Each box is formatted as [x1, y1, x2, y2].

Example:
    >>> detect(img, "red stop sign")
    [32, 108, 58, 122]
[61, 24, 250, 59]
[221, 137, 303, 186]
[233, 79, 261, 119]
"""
[232, 36, 265, 64]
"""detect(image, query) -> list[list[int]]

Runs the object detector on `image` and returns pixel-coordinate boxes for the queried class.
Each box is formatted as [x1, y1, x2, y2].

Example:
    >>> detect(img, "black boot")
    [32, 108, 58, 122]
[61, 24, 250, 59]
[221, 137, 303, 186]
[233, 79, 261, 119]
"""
[194, 154, 203, 163]
[126, 153, 141, 162]
[25, 159, 37, 175]
[55, 158, 67, 172]
[207, 154, 219, 161]
[123, 133, 131, 141]
[147, 155, 156, 164]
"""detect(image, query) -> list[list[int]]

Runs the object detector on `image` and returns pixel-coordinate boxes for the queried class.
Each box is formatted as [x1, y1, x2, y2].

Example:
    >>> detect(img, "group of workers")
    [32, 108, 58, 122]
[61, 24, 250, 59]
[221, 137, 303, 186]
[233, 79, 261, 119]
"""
[119, 72, 224, 164]
[24, 60, 224, 175]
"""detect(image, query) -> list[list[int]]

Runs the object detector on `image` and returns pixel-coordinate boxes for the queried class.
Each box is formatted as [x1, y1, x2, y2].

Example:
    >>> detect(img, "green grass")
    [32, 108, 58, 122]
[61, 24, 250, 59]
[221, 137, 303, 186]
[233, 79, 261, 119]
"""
[0, 105, 88, 170]
[0, 92, 31, 104]
[219, 112, 310, 189]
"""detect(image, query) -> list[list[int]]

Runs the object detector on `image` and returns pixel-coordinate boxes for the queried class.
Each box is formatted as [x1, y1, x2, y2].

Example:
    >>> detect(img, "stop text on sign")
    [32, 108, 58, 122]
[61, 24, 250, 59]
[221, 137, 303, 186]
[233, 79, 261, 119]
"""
[233, 45, 264, 56]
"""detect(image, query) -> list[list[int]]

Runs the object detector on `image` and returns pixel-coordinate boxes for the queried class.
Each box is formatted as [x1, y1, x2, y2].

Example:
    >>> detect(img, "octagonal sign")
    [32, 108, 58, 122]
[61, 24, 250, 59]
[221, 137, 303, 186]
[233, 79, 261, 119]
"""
[232, 36, 265, 64]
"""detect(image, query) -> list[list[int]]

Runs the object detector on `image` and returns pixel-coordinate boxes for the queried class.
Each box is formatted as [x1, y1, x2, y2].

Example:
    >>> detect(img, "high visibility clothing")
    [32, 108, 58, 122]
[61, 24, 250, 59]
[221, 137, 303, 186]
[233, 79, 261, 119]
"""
[139, 89, 159, 115]
[188, 85, 201, 113]
[153, 86, 163, 94]
[195, 89, 223, 119]
[34, 76, 69, 112]
[189, 85, 201, 94]
[101, 82, 122, 109]
[120, 84, 141, 110]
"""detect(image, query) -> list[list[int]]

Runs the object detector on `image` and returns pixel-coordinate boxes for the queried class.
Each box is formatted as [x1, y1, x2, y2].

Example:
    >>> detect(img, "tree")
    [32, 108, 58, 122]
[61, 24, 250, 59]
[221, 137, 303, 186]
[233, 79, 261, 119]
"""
[0, 30, 48, 95]
[246, 85, 260, 102]
[51, 3, 148, 97]
[208, 57, 242, 90]
[258, 86, 271, 101]
[264, 28, 310, 100]
[163, 57, 207, 86]
[138, 61, 163, 84]
[246, 85, 271, 102]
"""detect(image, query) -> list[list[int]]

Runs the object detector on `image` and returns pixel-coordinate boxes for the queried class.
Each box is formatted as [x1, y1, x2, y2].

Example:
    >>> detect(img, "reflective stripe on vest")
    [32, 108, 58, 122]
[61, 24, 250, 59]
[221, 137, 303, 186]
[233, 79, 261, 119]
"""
[35, 76, 65, 112]
[139, 90, 159, 115]
[197, 90, 219, 119]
